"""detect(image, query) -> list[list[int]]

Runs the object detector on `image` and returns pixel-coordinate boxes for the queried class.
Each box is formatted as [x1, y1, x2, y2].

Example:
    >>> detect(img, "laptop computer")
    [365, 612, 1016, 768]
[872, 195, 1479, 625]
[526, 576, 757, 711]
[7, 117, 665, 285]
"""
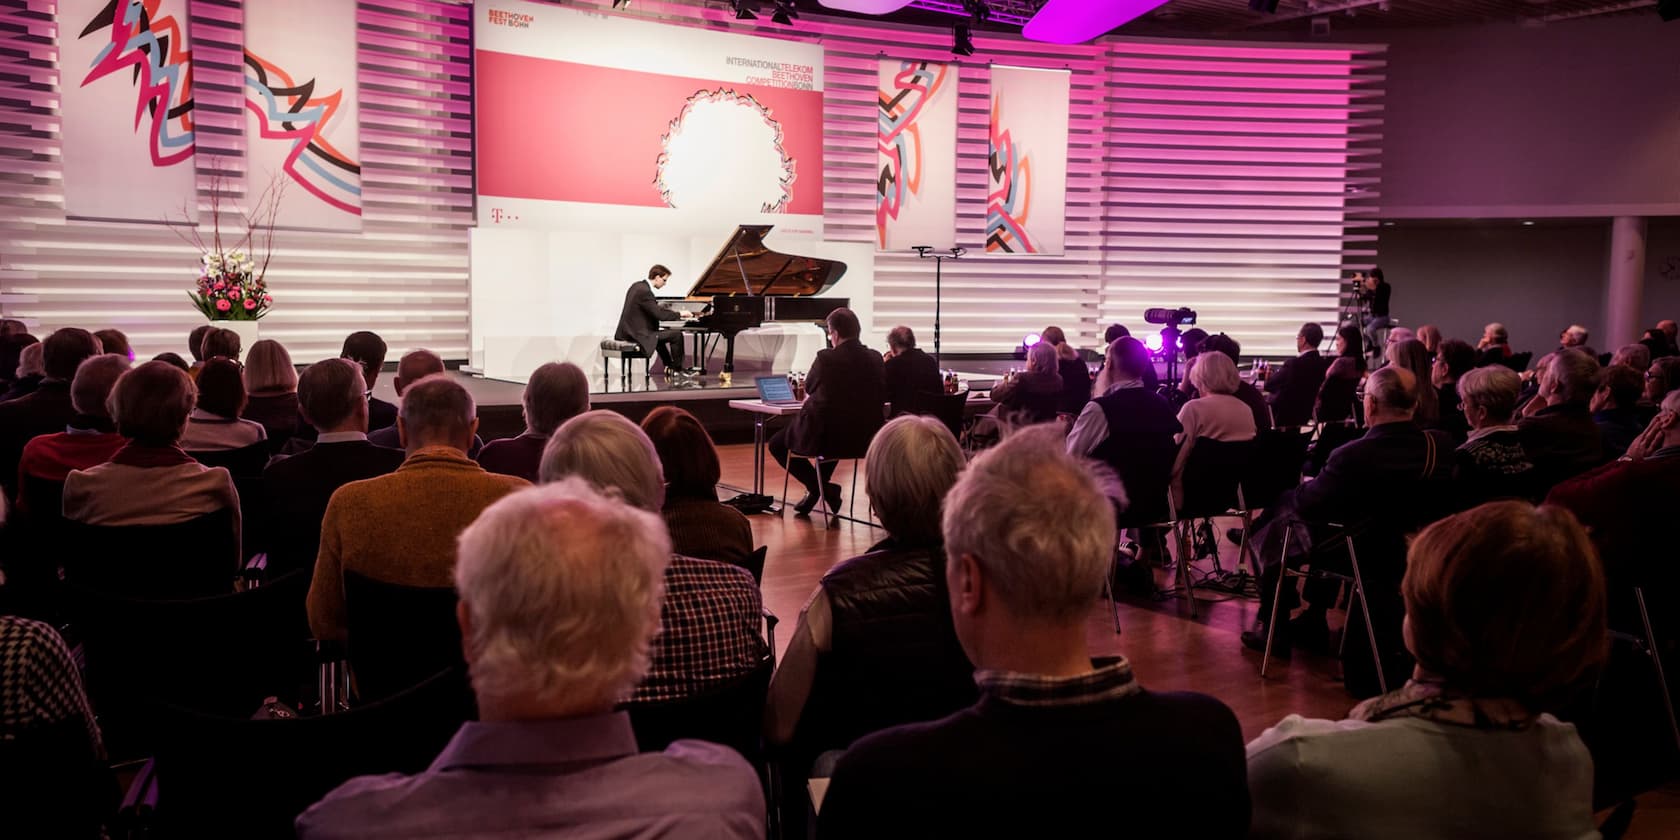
[755, 375, 803, 406]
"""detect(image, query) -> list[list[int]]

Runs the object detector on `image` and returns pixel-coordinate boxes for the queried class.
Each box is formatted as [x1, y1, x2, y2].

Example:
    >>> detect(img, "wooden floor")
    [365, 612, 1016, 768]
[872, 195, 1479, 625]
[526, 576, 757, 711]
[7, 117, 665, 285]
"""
[718, 442, 1680, 838]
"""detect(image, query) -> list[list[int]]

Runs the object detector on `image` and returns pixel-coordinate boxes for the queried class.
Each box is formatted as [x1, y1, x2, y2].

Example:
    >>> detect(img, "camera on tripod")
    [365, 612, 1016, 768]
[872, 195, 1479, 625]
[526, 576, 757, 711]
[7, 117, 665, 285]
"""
[1144, 307, 1197, 326]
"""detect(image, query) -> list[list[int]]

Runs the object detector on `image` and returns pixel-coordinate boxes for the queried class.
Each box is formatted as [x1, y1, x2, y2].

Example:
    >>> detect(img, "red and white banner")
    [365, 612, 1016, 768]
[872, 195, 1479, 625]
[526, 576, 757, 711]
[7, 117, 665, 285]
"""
[876, 59, 957, 252]
[987, 65, 1070, 256]
[473, 1, 825, 236]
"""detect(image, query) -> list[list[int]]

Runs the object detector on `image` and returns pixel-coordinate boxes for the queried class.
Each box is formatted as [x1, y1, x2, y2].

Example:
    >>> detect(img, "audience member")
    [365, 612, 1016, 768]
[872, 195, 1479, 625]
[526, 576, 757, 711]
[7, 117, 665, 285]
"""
[307, 375, 527, 643]
[818, 427, 1248, 837]
[1641, 356, 1680, 420]
[151, 352, 189, 372]
[1104, 323, 1130, 344]
[1264, 323, 1329, 428]
[368, 350, 483, 457]
[296, 481, 765, 840]
[766, 416, 976, 798]
[241, 339, 301, 449]
[1316, 325, 1365, 424]
[1070, 336, 1181, 511]
[987, 340, 1062, 426]
[640, 405, 754, 570]
[1453, 365, 1538, 504]
[1247, 502, 1604, 840]
[92, 329, 132, 363]
[262, 359, 405, 579]
[1557, 324, 1594, 360]
[1415, 324, 1442, 355]
[0, 615, 115, 837]
[200, 326, 242, 363]
[1387, 339, 1439, 428]
[341, 330, 395, 431]
[61, 361, 241, 560]
[0, 328, 103, 499]
[186, 324, 212, 372]
[1517, 348, 1605, 489]
[1379, 326, 1416, 368]
[180, 358, 268, 452]
[882, 325, 941, 414]
[1431, 338, 1476, 439]
[476, 361, 588, 482]
[1039, 325, 1092, 415]
[1660, 320, 1679, 354]
[539, 410, 766, 703]
[15, 354, 128, 515]
[1476, 322, 1514, 367]
[1203, 333, 1273, 431]
[1172, 351, 1256, 504]
[2, 337, 43, 401]
[1591, 364, 1645, 459]
[0, 317, 25, 339]
[1611, 342, 1651, 373]
[770, 308, 885, 519]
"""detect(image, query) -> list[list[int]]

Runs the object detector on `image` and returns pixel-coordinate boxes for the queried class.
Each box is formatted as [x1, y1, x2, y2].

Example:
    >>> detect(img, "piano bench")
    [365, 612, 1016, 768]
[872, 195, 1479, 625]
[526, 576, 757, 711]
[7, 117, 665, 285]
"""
[600, 340, 651, 388]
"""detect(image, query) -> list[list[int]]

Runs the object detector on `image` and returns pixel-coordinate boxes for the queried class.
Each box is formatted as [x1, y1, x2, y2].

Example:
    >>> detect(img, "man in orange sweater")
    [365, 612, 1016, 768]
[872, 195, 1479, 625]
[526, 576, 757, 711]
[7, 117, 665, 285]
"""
[307, 375, 529, 642]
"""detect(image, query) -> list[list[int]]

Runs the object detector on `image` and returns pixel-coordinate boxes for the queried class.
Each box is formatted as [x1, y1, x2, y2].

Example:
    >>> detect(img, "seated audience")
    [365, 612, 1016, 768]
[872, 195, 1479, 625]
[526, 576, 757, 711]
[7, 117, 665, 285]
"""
[200, 326, 242, 364]
[1388, 338, 1439, 428]
[1, 334, 42, 400]
[1172, 351, 1256, 504]
[987, 340, 1062, 426]
[151, 351, 189, 372]
[1557, 323, 1594, 360]
[1611, 342, 1651, 373]
[1453, 365, 1539, 507]
[817, 427, 1248, 837]
[186, 323, 212, 375]
[477, 361, 588, 482]
[882, 325, 941, 414]
[296, 481, 764, 840]
[62, 361, 241, 558]
[0, 318, 29, 385]
[640, 405, 753, 570]
[770, 308, 885, 518]
[1246, 502, 1604, 840]
[92, 328, 132, 364]
[1202, 333, 1272, 431]
[1316, 325, 1366, 424]
[766, 416, 976, 774]
[1591, 364, 1645, 459]
[241, 339, 301, 449]
[1264, 323, 1329, 428]
[1476, 322, 1514, 367]
[1431, 338, 1477, 439]
[0, 328, 103, 499]
[1039, 325, 1093, 415]
[262, 359, 405, 579]
[1517, 348, 1605, 489]
[15, 354, 129, 515]
[180, 358, 268, 452]
[307, 375, 528, 642]
[540, 410, 766, 703]
[1641, 356, 1680, 421]
[1104, 323, 1130, 343]
[368, 349, 484, 458]
[1642, 323, 1677, 360]
[0, 615, 115, 837]
[341, 330, 395, 431]
[1415, 324, 1442, 355]
[1069, 337, 1182, 507]
[1379, 326, 1416, 368]
[1548, 390, 1680, 588]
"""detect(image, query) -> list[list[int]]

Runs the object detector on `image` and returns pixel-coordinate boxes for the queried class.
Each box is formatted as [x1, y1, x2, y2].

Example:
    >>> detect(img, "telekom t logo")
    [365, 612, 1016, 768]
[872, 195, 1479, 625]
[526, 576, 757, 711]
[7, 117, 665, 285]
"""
[490, 209, 520, 224]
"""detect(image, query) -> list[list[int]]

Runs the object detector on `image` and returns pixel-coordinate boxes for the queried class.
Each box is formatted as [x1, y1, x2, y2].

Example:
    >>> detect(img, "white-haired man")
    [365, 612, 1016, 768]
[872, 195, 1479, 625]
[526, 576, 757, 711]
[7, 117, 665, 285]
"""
[816, 426, 1248, 837]
[1517, 348, 1605, 489]
[296, 480, 765, 839]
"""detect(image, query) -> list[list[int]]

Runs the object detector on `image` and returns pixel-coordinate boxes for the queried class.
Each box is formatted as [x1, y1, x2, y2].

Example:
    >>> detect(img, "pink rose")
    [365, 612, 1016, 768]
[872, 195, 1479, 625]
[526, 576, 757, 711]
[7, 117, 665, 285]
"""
[263, 295, 273, 304]
[243, 298, 256, 310]
[215, 299, 231, 312]
[213, 281, 226, 291]
[227, 290, 241, 301]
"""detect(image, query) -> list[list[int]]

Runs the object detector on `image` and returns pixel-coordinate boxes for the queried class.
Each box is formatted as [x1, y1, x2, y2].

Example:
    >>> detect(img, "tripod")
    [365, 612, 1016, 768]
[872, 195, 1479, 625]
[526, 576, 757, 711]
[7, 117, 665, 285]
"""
[913, 246, 964, 365]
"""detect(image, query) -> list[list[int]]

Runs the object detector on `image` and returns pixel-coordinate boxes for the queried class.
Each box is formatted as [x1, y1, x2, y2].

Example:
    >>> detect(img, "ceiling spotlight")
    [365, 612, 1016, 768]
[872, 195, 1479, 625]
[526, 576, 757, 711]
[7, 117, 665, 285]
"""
[771, 1, 796, 24]
[732, 0, 757, 20]
[963, 0, 990, 23]
[612, 0, 630, 8]
[952, 22, 975, 56]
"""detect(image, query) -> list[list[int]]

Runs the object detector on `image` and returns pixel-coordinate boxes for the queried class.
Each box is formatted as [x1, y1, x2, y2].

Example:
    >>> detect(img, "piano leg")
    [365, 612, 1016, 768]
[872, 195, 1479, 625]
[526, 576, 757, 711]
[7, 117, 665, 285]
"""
[688, 332, 707, 374]
[722, 334, 737, 374]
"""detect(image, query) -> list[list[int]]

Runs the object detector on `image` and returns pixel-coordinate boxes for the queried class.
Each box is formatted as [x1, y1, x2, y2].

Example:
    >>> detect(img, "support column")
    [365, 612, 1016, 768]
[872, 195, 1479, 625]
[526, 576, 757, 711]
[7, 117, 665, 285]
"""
[1606, 216, 1648, 348]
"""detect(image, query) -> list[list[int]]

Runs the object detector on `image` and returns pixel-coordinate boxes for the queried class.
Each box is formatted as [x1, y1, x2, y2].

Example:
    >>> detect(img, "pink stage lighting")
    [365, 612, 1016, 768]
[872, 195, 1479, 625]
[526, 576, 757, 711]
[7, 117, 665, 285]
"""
[1023, 333, 1041, 348]
[1023, 0, 1171, 44]
[1144, 333, 1165, 353]
[816, 0, 915, 13]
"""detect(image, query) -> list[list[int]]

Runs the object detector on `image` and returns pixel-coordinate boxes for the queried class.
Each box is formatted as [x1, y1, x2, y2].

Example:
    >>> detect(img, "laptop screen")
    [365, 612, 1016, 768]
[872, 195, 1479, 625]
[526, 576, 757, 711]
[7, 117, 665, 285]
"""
[756, 375, 795, 402]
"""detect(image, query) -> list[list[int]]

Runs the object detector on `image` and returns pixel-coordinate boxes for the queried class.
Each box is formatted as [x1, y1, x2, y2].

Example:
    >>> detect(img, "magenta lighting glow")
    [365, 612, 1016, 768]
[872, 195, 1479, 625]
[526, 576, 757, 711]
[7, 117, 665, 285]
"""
[817, 0, 915, 13]
[1023, 0, 1171, 44]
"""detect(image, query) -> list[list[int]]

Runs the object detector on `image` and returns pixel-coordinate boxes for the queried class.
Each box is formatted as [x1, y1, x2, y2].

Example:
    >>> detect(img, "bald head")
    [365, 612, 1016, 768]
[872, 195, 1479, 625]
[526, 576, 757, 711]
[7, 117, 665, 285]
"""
[394, 349, 445, 397]
[1365, 366, 1419, 424]
[397, 374, 478, 454]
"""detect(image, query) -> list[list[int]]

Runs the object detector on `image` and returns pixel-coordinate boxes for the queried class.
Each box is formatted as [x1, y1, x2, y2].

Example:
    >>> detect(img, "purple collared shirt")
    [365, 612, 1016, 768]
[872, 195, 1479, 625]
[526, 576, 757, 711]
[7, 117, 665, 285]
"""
[296, 712, 765, 840]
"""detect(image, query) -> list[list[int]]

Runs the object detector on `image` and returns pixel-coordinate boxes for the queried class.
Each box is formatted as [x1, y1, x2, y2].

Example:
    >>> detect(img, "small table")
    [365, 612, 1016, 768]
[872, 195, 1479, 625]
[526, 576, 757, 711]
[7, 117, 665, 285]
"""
[726, 398, 805, 514]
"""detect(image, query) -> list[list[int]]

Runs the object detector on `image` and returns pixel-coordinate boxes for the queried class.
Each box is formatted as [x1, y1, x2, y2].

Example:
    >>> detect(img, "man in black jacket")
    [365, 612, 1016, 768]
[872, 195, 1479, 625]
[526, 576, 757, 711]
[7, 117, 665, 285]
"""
[770, 308, 885, 518]
[263, 359, 405, 579]
[1264, 323, 1330, 428]
[882, 325, 941, 414]
[1518, 347, 1606, 490]
[0, 327, 102, 500]
[614, 264, 689, 373]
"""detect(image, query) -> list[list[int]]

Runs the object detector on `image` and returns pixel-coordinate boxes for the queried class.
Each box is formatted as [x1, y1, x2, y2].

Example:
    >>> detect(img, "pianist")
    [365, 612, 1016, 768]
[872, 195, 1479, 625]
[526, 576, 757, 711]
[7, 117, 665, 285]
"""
[615, 264, 692, 375]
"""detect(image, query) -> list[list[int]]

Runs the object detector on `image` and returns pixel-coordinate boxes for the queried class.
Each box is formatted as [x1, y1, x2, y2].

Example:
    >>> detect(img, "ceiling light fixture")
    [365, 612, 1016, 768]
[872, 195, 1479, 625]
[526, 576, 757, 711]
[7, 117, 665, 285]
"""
[952, 22, 975, 56]
[732, 0, 758, 20]
[771, 1, 796, 24]
[612, 0, 630, 8]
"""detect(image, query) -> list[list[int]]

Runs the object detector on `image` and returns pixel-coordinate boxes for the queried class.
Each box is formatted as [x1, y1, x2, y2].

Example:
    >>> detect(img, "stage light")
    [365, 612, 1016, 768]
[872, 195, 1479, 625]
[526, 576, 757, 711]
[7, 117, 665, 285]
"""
[1144, 333, 1165, 353]
[612, 0, 630, 8]
[1023, 333, 1041, 348]
[952, 22, 975, 56]
[771, 2, 795, 24]
[732, 0, 757, 20]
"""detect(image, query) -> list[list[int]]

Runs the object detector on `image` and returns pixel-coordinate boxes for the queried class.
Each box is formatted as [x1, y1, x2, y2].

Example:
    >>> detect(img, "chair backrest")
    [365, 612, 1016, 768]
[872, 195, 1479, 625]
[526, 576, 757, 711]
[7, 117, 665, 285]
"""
[1504, 351, 1534, 373]
[892, 389, 968, 440]
[1245, 428, 1309, 510]
[343, 570, 463, 703]
[1178, 437, 1256, 518]
[19, 473, 66, 525]
[1110, 438, 1176, 528]
[624, 655, 774, 766]
[150, 665, 475, 838]
[189, 442, 270, 478]
[742, 545, 768, 585]
[61, 508, 238, 600]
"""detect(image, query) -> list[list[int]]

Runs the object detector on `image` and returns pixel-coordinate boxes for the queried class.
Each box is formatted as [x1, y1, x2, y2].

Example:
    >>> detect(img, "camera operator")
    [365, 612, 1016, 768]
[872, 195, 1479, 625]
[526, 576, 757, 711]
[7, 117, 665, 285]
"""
[1359, 268, 1394, 354]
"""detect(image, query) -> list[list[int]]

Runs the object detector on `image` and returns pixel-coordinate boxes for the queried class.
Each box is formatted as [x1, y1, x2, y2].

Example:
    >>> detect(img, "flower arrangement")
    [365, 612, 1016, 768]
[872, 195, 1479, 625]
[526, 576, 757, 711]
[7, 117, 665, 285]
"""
[173, 164, 286, 322]
[189, 249, 272, 320]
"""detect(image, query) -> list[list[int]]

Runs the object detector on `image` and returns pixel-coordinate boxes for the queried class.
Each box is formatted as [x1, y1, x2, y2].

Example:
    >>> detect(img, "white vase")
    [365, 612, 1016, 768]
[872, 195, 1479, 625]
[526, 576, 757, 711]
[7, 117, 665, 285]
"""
[213, 319, 261, 360]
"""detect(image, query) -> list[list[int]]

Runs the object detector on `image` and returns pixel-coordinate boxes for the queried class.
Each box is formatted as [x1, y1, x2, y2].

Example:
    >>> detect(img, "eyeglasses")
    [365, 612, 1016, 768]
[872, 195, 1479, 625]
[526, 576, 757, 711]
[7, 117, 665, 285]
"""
[363, 388, 374, 401]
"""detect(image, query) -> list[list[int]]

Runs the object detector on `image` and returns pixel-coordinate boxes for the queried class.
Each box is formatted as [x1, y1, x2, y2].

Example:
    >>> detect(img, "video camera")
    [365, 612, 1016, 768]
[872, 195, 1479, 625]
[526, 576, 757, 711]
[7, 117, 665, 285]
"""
[1144, 307, 1197, 326]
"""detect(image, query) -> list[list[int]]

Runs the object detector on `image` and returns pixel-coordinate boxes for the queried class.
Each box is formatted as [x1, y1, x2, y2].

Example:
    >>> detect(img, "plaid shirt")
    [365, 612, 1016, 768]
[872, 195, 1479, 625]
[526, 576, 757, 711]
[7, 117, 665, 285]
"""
[1, 617, 103, 756]
[974, 659, 1141, 708]
[633, 555, 768, 704]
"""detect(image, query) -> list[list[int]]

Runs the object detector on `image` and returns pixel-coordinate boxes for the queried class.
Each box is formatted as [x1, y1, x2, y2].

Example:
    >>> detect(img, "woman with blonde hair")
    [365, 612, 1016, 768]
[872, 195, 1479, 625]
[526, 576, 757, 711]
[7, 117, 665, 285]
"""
[1170, 351, 1255, 502]
[241, 338, 301, 448]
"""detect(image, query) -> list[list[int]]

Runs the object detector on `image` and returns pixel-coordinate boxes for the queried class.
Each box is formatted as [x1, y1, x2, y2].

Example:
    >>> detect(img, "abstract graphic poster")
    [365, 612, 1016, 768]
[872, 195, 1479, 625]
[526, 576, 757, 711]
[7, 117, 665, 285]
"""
[876, 59, 956, 252]
[244, 0, 361, 229]
[986, 65, 1069, 256]
[59, 0, 197, 221]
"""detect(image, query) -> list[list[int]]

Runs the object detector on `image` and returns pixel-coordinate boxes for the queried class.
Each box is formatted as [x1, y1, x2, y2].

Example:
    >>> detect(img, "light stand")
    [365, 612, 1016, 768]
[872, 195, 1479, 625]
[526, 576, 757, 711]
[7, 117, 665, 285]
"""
[913, 245, 964, 365]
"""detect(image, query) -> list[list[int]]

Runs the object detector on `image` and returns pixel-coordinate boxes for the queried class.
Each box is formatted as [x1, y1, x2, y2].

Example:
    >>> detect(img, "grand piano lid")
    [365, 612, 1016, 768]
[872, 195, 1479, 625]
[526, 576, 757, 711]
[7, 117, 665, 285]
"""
[684, 225, 847, 298]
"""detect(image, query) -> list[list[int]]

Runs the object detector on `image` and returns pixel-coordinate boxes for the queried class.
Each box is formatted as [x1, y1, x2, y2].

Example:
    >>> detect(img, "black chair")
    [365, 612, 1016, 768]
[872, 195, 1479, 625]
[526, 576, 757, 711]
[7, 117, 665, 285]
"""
[0, 717, 121, 839]
[893, 389, 968, 441]
[1259, 523, 1405, 697]
[189, 442, 271, 478]
[600, 339, 651, 390]
[624, 654, 775, 767]
[138, 666, 475, 839]
[742, 545, 769, 585]
[343, 570, 463, 703]
[188, 447, 274, 564]
[781, 437, 875, 530]
[4, 475, 70, 619]
[61, 508, 239, 600]
[1503, 350, 1535, 373]
[1162, 437, 1257, 618]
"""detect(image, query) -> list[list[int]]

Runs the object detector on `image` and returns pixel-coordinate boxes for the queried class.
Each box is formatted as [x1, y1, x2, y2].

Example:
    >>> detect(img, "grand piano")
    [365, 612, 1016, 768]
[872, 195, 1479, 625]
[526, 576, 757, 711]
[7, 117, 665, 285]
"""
[670, 225, 849, 375]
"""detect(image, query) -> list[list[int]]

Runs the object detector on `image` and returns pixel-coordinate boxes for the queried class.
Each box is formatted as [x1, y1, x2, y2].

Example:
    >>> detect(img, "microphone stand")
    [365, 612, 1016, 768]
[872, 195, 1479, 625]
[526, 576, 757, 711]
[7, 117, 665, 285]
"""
[913, 246, 964, 365]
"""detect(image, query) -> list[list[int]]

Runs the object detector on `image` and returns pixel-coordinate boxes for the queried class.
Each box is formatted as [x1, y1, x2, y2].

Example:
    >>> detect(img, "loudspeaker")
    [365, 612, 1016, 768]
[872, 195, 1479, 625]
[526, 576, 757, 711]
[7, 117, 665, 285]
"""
[1661, 0, 1679, 22]
[1249, 0, 1280, 11]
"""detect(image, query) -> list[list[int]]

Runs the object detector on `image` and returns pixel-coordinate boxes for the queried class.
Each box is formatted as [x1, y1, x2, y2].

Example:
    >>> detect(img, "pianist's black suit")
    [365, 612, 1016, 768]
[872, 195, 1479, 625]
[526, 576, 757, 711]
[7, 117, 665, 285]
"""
[616, 279, 685, 370]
